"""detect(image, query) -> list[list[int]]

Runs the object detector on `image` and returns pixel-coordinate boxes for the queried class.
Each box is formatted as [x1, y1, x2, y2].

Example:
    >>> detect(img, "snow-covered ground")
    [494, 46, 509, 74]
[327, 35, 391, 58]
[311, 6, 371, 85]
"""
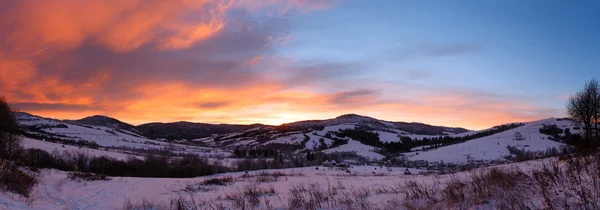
[21, 138, 141, 161]
[323, 139, 384, 160]
[2, 114, 586, 209]
[304, 133, 333, 149]
[405, 118, 575, 163]
[376, 131, 401, 143]
[0, 158, 559, 210]
[17, 114, 230, 158]
[314, 124, 357, 136]
[0, 166, 425, 210]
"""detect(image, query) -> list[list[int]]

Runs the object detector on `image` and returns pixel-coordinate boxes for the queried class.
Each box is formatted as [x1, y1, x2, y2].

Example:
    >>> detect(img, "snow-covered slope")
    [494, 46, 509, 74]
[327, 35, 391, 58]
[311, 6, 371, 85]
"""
[0, 166, 427, 210]
[15, 113, 228, 157]
[14, 112, 576, 164]
[21, 137, 141, 161]
[323, 139, 385, 160]
[16, 113, 169, 149]
[405, 118, 577, 163]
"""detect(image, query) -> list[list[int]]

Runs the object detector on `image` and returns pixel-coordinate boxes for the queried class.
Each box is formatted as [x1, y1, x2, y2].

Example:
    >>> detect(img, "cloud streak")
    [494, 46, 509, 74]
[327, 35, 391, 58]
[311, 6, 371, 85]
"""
[0, 0, 558, 130]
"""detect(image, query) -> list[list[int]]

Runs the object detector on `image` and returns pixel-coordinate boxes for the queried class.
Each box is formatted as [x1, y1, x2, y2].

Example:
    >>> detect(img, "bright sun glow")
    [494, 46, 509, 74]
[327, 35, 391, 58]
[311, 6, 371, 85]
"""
[259, 113, 306, 125]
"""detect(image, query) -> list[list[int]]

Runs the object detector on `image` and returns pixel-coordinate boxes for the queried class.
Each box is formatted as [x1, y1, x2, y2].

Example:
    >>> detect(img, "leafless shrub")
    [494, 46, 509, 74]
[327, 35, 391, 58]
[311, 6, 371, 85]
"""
[201, 176, 234, 186]
[533, 155, 600, 209]
[0, 162, 38, 197]
[330, 172, 389, 177]
[170, 196, 198, 210]
[256, 171, 305, 177]
[443, 167, 534, 209]
[248, 171, 304, 183]
[440, 178, 466, 205]
[68, 172, 111, 182]
[122, 198, 167, 210]
[183, 185, 213, 193]
[225, 184, 276, 210]
[206, 202, 228, 210]
[256, 175, 279, 183]
[469, 167, 532, 206]
[400, 180, 441, 209]
[288, 183, 328, 210]
[336, 187, 373, 210]
[372, 183, 402, 195]
[286, 180, 377, 210]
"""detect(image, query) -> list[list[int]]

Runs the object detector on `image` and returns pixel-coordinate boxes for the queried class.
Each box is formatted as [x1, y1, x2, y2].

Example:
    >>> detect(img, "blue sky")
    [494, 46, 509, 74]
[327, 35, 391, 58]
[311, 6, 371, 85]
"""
[2, 0, 599, 129]
[281, 0, 600, 104]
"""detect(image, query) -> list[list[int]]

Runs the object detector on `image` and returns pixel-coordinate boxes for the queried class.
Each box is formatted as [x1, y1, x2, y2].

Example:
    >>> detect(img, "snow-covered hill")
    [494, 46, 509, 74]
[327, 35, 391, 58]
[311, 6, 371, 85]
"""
[14, 113, 229, 158]
[405, 118, 580, 163]
[14, 112, 577, 164]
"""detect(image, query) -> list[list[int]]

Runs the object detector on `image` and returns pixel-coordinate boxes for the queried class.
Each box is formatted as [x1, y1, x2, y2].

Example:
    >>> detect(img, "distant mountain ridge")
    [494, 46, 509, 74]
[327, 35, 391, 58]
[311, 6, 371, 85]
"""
[66, 115, 142, 135]
[13, 112, 470, 141]
[136, 122, 266, 141]
[283, 114, 469, 135]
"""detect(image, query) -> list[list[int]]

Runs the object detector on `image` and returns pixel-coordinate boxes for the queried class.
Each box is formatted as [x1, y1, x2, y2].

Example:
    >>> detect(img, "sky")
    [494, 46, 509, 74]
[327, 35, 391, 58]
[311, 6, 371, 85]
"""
[0, 0, 598, 130]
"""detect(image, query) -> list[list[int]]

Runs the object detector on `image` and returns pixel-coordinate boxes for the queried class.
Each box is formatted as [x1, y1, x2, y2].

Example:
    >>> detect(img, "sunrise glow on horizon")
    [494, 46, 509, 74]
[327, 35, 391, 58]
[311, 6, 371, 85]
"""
[1, 0, 599, 130]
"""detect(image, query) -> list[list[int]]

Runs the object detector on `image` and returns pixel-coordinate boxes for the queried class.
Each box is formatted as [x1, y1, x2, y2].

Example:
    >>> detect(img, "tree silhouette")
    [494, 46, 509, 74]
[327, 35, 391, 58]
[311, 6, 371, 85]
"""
[0, 96, 21, 161]
[567, 78, 600, 145]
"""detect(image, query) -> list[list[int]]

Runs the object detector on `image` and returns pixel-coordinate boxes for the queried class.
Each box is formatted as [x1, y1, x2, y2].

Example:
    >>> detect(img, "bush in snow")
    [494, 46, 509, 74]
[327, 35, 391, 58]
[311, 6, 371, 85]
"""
[225, 184, 276, 209]
[532, 154, 600, 209]
[200, 176, 234, 186]
[68, 172, 111, 182]
[0, 162, 38, 198]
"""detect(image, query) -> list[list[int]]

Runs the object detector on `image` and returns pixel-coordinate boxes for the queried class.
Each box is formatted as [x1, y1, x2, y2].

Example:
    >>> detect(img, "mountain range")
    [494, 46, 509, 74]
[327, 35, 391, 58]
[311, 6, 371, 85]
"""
[18, 112, 469, 141]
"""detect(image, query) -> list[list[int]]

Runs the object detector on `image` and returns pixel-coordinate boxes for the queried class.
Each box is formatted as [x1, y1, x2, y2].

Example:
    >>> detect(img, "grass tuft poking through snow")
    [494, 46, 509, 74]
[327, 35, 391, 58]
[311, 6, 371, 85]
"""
[200, 176, 234, 186]
[225, 184, 277, 210]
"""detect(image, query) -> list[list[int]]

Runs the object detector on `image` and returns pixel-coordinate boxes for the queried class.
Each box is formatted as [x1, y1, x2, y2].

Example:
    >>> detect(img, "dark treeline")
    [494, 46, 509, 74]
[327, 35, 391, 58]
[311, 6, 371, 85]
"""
[12, 146, 371, 179]
[19, 130, 101, 149]
[539, 124, 563, 137]
[322, 132, 349, 148]
[538, 124, 583, 145]
[505, 145, 565, 162]
[17, 148, 230, 178]
[233, 148, 279, 158]
[332, 123, 524, 154]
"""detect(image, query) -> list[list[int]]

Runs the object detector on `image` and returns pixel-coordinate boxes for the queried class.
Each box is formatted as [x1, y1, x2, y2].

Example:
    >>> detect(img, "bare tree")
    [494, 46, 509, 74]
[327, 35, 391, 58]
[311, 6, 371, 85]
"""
[0, 97, 20, 160]
[567, 79, 600, 141]
[586, 79, 600, 138]
[594, 80, 600, 138]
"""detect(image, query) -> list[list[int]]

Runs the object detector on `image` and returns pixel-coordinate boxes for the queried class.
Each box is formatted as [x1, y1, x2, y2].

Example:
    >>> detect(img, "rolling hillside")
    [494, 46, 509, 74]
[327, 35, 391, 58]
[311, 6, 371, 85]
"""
[13, 112, 578, 163]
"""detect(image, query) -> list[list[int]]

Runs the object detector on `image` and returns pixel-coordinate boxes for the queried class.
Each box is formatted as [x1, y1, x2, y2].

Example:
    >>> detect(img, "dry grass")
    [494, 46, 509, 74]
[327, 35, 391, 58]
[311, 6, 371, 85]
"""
[123, 198, 167, 210]
[0, 162, 38, 198]
[68, 172, 111, 182]
[400, 180, 442, 209]
[225, 184, 276, 210]
[243, 171, 304, 183]
[532, 154, 600, 209]
[201, 176, 234, 186]
[123, 154, 600, 209]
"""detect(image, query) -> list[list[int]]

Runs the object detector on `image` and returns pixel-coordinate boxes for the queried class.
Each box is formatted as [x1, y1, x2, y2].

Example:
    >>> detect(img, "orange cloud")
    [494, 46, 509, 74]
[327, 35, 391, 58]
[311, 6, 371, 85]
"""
[0, 0, 556, 130]
[5, 0, 226, 52]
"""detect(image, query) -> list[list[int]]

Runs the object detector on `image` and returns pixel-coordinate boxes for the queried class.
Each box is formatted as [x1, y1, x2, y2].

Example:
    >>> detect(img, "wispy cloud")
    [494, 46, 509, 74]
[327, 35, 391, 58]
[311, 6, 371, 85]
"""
[387, 43, 483, 61]
[329, 89, 379, 106]
[423, 44, 482, 57]
[0, 0, 560, 129]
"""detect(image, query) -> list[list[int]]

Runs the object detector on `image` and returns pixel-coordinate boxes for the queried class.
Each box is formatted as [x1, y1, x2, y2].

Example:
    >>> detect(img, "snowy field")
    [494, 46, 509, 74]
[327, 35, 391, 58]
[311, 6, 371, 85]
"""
[0, 159, 556, 210]
[21, 138, 142, 161]
[406, 118, 575, 163]
[323, 139, 384, 160]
